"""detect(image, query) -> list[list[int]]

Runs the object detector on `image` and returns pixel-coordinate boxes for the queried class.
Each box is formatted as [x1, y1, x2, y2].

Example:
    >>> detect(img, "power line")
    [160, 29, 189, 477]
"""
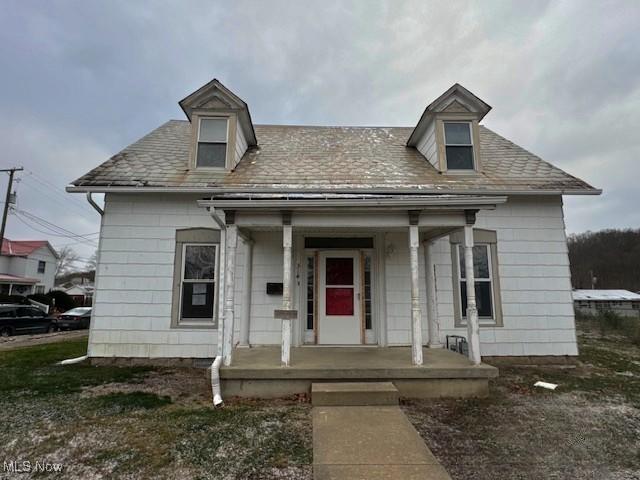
[11, 208, 98, 246]
[19, 175, 96, 222]
[25, 170, 97, 216]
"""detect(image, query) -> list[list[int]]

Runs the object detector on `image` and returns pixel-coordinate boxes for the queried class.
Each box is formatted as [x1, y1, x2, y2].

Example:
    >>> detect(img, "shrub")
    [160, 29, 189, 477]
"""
[0, 294, 29, 305]
[45, 290, 76, 312]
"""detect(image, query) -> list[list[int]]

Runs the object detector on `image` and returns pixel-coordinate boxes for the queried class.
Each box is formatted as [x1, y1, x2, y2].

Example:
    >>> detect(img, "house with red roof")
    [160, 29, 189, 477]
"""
[0, 239, 58, 296]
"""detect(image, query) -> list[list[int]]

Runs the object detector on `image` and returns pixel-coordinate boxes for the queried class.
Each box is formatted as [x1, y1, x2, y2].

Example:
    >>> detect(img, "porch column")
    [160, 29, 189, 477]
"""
[463, 210, 481, 365]
[280, 213, 293, 366]
[408, 211, 423, 366]
[424, 240, 442, 348]
[239, 236, 254, 347]
[222, 212, 238, 366]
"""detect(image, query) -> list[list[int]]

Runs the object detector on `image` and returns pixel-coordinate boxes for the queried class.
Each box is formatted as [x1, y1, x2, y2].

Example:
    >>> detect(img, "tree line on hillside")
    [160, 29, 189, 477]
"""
[568, 229, 640, 292]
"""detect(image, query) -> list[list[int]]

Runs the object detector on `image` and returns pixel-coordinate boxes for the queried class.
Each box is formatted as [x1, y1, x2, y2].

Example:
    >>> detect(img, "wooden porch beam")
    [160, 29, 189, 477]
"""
[424, 240, 442, 348]
[222, 223, 238, 366]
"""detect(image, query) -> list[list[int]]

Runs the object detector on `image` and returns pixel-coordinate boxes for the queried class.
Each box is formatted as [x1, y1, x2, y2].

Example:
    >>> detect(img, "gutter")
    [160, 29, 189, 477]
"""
[66, 185, 603, 196]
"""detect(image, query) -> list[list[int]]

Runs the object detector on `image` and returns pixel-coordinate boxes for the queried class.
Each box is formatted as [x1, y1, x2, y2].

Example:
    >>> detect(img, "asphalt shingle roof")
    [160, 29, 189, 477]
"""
[71, 120, 597, 193]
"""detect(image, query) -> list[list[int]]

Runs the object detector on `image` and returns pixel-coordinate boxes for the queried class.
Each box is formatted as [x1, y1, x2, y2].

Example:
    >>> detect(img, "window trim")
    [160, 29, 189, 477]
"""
[171, 228, 221, 329]
[195, 116, 229, 169]
[450, 229, 503, 327]
[443, 121, 475, 172]
[435, 115, 482, 173]
[179, 243, 219, 323]
[37, 260, 46, 274]
[456, 244, 494, 321]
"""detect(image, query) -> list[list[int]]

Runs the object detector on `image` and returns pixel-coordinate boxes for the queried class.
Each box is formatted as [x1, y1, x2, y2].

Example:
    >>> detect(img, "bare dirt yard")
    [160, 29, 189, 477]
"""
[404, 318, 640, 480]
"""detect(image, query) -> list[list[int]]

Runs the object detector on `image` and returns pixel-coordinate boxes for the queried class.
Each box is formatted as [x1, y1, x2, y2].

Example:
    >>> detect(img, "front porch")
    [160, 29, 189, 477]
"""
[220, 346, 498, 398]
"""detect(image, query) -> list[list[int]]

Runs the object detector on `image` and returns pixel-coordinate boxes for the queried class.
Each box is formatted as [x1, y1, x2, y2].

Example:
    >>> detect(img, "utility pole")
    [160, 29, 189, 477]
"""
[0, 167, 23, 245]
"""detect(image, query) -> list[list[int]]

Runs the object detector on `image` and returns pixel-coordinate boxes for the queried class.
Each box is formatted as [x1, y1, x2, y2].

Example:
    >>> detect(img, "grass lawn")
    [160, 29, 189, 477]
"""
[403, 318, 640, 479]
[0, 340, 312, 479]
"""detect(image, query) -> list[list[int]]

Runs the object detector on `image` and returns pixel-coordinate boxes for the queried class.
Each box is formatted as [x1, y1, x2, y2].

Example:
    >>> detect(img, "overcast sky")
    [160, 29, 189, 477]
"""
[1, 0, 639, 264]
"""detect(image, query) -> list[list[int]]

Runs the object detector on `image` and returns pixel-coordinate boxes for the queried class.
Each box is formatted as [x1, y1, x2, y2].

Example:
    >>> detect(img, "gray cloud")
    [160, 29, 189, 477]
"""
[1, 0, 639, 262]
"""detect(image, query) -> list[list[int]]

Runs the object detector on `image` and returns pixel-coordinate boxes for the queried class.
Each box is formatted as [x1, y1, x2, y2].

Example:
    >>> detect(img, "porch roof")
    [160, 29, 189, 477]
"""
[198, 193, 507, 211]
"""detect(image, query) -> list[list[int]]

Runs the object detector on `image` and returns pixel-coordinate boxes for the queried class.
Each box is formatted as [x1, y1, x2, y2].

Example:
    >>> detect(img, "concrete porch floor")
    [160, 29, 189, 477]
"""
[219, 346, 498, 399]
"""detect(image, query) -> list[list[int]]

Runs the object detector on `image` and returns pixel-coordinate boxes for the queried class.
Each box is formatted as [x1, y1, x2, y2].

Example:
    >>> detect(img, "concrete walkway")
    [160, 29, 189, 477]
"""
[313, 405, 452, 479]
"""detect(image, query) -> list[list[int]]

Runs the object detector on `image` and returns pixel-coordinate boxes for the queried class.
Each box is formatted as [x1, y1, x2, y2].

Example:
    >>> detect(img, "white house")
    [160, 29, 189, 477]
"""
[573, 289, 640, 318]
[68, 79, 600, 381]
[0, 239, 58, 295]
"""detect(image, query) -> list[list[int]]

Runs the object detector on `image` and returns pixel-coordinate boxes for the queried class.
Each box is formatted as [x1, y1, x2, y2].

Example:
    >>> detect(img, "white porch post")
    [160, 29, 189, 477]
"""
[280, 213, 293, 366]
[408, 211, 423, 366]
[463, 210, 481, 365]
[239, 236, 254, 347]
[222, 213, 238, 366]
[424, 240, 442, 348]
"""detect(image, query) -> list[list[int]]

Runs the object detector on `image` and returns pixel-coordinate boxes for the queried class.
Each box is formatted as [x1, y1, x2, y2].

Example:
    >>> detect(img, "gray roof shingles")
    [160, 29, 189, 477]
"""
[72, 120, 597, 193]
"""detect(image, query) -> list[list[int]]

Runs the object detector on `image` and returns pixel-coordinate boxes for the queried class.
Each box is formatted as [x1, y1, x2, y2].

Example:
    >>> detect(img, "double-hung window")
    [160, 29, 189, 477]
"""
[196, 118, 228, 168]
[180, 244, 218, 321]
[444, 122, 475, 170]
[37, 261, 46, 274]
[457, 244, 495, 322]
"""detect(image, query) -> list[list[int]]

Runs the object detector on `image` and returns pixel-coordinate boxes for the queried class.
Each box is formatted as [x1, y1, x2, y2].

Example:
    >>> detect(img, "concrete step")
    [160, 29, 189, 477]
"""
[312, 382, 399, 406]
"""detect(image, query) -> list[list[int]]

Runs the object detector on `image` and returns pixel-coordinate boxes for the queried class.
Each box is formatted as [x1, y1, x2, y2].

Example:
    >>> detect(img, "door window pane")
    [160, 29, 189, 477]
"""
[306, 256, 315, 330]
[326, 288, 354, 315]
[184, 245, 216, 280]
[326, 258, 353, 285]
[364, 255, 372, 330]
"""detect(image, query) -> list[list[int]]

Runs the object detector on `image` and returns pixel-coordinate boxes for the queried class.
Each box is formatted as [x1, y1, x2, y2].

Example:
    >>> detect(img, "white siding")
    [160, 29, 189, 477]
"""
[234, 123, 248, 168]
[432, 195, 578, 356]
[90, 193, 246, 358]
[90, 193, 577, 358]
[415, 120, 438, 169]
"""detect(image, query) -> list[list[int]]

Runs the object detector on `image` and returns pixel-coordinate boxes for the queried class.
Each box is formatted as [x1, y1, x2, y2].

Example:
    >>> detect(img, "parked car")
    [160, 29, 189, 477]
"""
[56, 307, 92, 330]
[0, 304, 57, 337]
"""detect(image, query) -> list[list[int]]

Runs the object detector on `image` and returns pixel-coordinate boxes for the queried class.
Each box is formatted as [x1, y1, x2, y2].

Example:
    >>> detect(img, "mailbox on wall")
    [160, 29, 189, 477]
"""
[266, 282, 283, 295]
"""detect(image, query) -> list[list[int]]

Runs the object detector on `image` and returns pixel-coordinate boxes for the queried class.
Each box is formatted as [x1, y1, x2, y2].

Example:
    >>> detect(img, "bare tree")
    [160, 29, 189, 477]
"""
[55, 246, 80, 277]
[86, 250, 98, 272]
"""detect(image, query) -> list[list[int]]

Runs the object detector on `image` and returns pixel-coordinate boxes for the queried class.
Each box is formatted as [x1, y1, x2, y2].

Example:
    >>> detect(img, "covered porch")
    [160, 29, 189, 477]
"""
[200, 193, 507, 376]
[220, 345, 498, 398]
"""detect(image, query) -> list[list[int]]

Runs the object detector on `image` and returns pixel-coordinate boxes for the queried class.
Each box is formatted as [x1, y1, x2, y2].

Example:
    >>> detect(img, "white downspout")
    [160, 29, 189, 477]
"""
[208, 206, 227, 407]
[60, 192, 103, 365]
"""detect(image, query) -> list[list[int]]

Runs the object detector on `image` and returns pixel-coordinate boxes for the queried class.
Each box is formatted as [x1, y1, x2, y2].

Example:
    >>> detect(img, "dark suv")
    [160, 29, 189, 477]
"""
[0, 305, 57, 337]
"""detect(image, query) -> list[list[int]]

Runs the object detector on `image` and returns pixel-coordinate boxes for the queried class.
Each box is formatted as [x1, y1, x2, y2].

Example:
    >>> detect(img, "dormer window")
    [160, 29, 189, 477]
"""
[196, 117, 228, 168]
[444, 122, 474, 170]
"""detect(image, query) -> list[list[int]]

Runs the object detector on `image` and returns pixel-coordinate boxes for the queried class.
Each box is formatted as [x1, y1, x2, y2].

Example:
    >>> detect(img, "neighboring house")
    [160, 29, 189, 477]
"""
[55, 270, 95, 288]
[68, 79, 600, 368]
[53, 283, 94, 306]
[0, 239, 58, 295]
[573, 289, 640, 318]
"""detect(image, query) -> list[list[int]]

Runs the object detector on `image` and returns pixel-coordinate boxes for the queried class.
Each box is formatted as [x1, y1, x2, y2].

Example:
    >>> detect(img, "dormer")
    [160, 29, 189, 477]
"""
[407, 84, 491, 174]
[179, 79, 257, 171]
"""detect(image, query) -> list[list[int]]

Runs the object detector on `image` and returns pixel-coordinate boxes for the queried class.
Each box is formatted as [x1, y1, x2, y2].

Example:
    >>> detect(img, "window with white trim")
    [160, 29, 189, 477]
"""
[180, 244, 218, 321]
[444, 122, 474, 170]
[196, 118, 228, 168]
[37, 261, 46, 274]
[457, 244, 495, 322]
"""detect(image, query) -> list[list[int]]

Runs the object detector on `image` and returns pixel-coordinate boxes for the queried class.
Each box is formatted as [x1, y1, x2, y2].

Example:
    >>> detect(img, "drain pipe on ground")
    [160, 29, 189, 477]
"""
[208, 206, 227, 407]
[60, 192, 103, 366]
